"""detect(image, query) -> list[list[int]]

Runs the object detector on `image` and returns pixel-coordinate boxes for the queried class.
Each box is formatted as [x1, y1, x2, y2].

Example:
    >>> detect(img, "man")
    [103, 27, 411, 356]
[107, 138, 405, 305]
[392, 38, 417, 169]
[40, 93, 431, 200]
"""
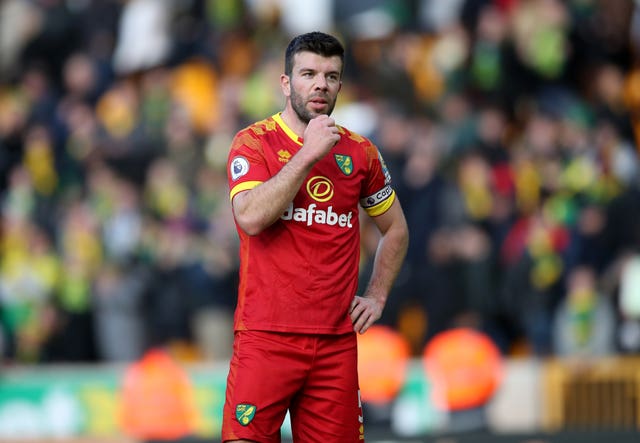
[223, 31, 409, 442]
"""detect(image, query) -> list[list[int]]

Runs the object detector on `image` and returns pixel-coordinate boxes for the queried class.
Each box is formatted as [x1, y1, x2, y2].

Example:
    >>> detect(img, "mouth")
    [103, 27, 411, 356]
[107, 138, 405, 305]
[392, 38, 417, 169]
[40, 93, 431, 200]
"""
[309, 97, 329, 111]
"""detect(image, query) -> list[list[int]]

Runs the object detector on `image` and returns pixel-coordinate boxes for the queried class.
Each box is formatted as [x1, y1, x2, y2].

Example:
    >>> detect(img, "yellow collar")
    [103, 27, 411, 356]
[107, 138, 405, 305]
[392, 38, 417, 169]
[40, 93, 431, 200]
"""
[272, 113, 303, 146]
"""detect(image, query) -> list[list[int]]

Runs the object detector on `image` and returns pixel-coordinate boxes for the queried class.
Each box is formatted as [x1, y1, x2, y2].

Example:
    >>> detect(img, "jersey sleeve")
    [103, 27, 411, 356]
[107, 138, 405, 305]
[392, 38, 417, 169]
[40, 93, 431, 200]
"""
[359, 141, 396, 217]
[227, 130, 271, 201]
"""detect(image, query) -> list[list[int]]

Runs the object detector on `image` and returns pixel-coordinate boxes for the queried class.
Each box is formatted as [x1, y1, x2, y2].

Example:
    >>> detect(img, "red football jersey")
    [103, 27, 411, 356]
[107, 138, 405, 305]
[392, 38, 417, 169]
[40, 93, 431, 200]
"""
[227, 113, 396, 334]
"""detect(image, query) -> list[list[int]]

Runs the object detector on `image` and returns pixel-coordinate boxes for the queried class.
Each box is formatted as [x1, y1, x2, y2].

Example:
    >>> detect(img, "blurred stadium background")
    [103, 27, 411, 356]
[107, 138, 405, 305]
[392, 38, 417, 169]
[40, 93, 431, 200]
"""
[2, 0, 640, 442]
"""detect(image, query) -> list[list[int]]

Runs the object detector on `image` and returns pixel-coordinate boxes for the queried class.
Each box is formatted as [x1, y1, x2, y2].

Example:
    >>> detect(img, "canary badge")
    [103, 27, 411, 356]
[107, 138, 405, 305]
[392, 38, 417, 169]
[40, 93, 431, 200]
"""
[236, 403, 256, 426]
[334, 154, 353, 175]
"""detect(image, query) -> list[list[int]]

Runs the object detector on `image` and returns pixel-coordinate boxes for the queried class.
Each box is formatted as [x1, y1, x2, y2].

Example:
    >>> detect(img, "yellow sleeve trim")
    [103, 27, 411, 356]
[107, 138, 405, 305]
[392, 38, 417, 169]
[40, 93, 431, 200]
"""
[364, 191, 396, 217]
[230, 181, 263, 201]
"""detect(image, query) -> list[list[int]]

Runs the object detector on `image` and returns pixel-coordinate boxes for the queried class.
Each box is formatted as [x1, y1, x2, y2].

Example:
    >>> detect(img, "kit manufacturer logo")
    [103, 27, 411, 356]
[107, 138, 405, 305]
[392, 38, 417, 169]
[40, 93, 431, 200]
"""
[278, 149, 291, 163]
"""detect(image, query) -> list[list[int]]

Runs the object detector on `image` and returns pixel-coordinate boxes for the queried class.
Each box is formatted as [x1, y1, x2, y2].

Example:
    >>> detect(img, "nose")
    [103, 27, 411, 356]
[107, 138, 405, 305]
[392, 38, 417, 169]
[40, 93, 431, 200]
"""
[315, 74, 329, 90]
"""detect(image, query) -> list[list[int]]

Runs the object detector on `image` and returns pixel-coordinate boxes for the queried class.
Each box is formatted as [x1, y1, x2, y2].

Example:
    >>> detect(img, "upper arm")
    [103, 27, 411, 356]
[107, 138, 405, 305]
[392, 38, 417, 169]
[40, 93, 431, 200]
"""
[370, 197, 408, 237]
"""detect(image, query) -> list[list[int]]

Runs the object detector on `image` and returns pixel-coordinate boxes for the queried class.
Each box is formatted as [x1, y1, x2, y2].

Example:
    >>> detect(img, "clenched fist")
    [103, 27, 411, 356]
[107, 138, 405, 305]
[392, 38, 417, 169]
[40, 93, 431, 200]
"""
[302, 115, 340, 163]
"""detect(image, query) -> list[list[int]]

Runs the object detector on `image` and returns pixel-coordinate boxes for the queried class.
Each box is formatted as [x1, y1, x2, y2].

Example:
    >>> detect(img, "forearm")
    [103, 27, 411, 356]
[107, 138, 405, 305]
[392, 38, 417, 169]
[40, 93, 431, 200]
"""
[364, 221, 409, 305]
[350, 202, 408, 334]
[233, 150, 316, 235]
[365, 205, 409, 306]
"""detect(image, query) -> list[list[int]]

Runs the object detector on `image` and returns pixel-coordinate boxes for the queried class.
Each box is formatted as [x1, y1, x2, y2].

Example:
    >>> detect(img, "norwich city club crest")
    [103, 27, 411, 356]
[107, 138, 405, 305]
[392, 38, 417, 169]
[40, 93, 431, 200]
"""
[334, 154, 353, 175]
[236, 403, 256, 426]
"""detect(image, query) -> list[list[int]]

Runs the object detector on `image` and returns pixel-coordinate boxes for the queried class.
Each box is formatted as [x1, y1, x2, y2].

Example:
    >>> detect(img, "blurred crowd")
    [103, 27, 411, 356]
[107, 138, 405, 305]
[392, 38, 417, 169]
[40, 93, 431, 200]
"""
[1, 0, 640, 365]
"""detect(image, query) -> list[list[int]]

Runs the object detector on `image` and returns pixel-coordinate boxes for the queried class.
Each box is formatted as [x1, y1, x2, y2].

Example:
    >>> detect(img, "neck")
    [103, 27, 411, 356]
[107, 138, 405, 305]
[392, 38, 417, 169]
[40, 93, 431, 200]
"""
[280, 107, 307, 139]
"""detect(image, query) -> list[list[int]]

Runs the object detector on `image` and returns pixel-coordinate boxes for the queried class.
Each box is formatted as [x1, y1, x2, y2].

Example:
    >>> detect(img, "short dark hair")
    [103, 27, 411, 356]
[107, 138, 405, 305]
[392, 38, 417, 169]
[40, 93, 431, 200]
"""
[284, 32, 345, 77]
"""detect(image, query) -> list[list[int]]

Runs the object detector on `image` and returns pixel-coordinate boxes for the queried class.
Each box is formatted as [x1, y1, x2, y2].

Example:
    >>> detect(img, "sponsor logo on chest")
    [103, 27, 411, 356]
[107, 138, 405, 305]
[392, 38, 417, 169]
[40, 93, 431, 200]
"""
[280, 175, 354, 228]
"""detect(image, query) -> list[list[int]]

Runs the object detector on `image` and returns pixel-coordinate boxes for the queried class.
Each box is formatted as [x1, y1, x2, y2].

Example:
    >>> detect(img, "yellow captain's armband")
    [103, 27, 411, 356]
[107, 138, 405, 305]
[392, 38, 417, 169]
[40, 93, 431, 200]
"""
[229, 181, 263, 201]
[363, 189, 396, 217]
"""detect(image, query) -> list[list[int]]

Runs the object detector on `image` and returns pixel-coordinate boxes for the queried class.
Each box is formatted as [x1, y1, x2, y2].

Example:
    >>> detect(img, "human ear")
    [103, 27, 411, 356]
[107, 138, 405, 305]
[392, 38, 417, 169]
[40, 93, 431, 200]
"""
[280, 74, 291, 97]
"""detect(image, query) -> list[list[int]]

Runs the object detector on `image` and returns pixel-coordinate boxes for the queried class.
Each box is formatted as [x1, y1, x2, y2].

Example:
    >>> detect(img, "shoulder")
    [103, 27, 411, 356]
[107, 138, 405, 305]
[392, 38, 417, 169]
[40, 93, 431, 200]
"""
[338, 125, 373, 147]
[232, 117, 279, 150]
[338, 125, 378, 157]
[235, 116, 278, 138]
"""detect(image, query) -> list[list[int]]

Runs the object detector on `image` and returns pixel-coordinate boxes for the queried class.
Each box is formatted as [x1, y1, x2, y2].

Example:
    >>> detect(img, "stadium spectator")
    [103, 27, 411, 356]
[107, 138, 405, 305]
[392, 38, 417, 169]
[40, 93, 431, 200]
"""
[0, 0, 639, 366]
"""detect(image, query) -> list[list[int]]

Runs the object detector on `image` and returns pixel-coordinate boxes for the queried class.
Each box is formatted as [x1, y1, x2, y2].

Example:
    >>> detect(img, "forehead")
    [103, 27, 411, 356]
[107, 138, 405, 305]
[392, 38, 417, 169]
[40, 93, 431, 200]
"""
[292, 51, 342, 73]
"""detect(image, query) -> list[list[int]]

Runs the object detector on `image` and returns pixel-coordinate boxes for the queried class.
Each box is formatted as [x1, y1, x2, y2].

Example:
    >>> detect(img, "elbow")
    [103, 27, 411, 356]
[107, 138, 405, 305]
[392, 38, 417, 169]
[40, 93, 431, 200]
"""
[236, 217, 266, 236]
[241, 226, 264, 237]
[235, 210, 278, 236]
[232, 194, 268, 236]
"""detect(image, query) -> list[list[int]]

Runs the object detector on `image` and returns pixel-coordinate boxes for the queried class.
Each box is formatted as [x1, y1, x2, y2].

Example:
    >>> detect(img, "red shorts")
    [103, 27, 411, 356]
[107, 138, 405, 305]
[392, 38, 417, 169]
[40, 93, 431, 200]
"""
[221, 330, 365, 442]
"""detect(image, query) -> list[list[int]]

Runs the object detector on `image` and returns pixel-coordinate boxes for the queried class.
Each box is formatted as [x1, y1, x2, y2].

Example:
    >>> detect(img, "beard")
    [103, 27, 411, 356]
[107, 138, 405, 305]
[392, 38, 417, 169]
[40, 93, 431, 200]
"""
[290, 87, 336, 124]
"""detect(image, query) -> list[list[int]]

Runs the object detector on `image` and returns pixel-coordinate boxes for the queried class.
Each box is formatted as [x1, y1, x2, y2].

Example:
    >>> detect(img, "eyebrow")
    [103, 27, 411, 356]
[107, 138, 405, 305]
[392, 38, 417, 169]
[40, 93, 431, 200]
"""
[297, 67, 341, 77]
